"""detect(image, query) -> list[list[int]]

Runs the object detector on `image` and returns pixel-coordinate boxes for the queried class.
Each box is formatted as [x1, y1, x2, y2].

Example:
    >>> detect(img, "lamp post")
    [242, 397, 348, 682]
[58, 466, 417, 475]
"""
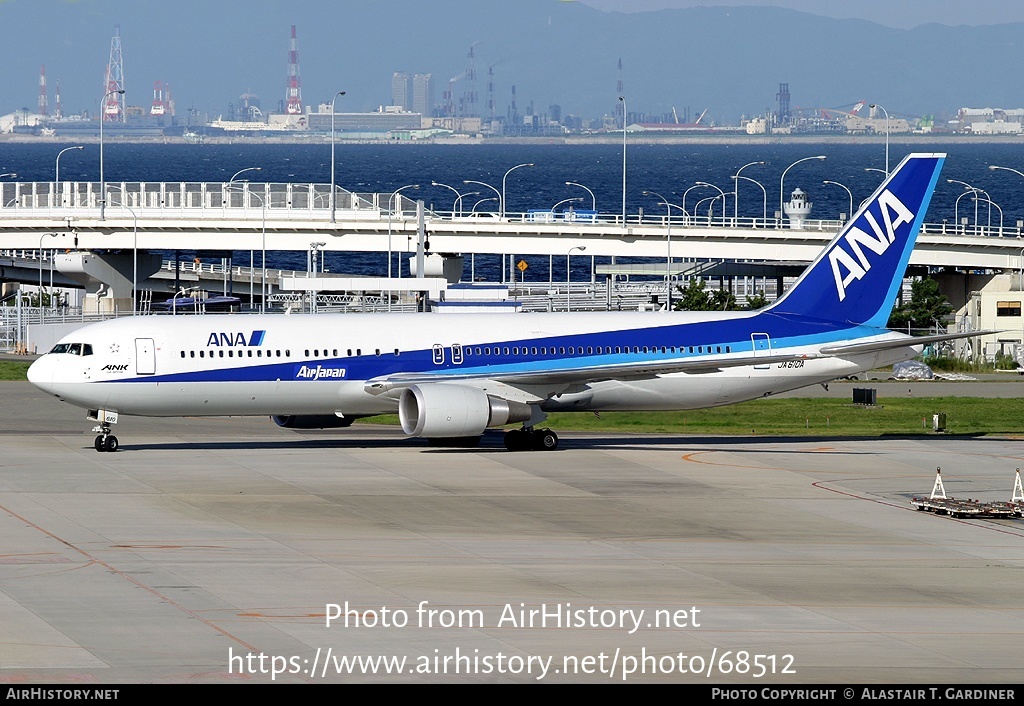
[619, 95, 626, 224]
[822, 180, 853, 223]
[780, 155, 826, 225]
[972, 194, 1001, 234]
[0, 173, 16, 179]
[464, 179, 501, 209]
[948, 179, 982, 230]
[230, 166, 261, 184]
[110, 188, 138, 312]
[734, 175, 767, 222]
[696, 181, 726, 220]
[37, 232, 60, 308]
[732, 161, 764, 221]
[309, 241, 326, 313]
[55, 146, 83, 185]
[99, 88, 125, 221]
[869, 103, 889, 176]
[330, 90, 347, 223]
[388, 184, 420, 280]
[227, 184, 266, 312]
[228, 167, 261, 306]
[643, 190, 684, 311]
[567, 246, 586, 311]
[501, 163, 533, 219]
[565, 181, 596, 211]
[552, 197, 583, 212]
[430, 181, 463, 215]
[682, 184, 707, 224]
[472, 197, 498, 214]
[455, 192, 479, 217]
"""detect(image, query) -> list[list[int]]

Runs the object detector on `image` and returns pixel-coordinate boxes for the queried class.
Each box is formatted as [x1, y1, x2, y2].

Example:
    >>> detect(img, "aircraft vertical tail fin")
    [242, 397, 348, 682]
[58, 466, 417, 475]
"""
[768, 152, 945, 328]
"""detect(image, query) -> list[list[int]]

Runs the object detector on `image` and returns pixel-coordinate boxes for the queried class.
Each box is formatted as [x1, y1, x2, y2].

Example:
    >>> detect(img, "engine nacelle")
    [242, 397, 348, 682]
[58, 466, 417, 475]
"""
[271, 414, 356, 429]
[398, 384, 532, 438]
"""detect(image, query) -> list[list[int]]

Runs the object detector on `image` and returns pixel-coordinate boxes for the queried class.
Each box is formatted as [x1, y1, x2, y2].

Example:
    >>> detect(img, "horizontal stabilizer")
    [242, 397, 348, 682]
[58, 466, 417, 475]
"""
[819, 330, 997, 356]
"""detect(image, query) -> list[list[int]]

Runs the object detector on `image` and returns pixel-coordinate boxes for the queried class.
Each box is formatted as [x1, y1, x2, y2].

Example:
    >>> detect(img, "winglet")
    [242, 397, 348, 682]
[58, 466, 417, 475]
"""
[768, 153, 945, 327]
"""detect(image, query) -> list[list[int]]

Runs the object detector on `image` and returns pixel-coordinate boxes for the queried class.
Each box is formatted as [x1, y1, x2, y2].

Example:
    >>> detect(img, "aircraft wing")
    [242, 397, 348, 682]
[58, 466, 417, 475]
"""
[819, 330, 997, 356]
[364, 351, 818, 395]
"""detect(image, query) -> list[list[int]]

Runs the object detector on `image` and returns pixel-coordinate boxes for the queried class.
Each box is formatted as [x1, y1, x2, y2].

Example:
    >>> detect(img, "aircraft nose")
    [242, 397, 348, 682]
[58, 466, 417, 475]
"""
[27, 355, 53, 392]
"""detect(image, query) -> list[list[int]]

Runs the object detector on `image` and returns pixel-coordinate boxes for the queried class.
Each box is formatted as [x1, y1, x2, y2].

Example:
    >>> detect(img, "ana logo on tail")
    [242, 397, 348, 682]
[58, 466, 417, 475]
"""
[828, 189, 915, 302]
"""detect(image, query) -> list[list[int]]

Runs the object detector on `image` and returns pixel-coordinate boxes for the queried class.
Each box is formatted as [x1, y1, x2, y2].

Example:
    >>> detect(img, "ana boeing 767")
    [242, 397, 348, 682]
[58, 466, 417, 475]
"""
[29, 152, 968, 452]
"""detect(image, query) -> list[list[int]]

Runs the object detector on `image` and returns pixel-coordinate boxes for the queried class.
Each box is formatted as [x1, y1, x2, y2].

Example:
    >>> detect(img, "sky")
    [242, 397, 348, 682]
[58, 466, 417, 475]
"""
[581, 0, 1024, 28]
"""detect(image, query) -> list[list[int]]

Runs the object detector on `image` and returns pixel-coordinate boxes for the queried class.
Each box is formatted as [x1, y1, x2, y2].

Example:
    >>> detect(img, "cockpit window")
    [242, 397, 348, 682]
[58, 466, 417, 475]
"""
[49, 343, 93, 356]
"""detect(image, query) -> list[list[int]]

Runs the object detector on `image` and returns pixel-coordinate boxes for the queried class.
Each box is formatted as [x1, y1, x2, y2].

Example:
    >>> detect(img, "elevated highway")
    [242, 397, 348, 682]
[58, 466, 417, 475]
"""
[2, 180, 1024, 271]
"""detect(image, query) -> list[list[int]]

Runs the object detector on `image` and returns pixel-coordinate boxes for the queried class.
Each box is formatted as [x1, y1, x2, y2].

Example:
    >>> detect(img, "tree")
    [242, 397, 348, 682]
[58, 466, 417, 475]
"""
[674, 279, 741, 311]
[674, 279, 716, 311]
[745, 290, 769, 310]
[887, 277, 953, 331]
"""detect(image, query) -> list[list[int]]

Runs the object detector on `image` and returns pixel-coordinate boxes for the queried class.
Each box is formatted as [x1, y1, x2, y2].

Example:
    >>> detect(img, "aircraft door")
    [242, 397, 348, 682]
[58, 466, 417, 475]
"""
[751, 333, 771, 370]
[135, 338, 156, 375]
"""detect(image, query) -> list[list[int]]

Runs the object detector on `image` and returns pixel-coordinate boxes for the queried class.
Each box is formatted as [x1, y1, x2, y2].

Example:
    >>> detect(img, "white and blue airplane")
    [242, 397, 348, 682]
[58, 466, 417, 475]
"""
[29, 152, 969, 452]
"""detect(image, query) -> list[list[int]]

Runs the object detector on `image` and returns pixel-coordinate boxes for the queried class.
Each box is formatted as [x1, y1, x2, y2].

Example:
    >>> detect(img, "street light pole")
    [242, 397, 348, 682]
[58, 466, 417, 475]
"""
[110, 189, 138, 312]
[565, 181, 596, 211]
[99, 88, 125, 221]
[567, 246, 586, 311]
[430, 181, 462, 215]
[387, 184, 420, 286]
[230, 166, 261, 184]
[733, 176, 767, 222]
[619, 95, 627, 224]
[37, 232, 60, 308]
[780, 155, 826, 225]
[330, 90, 346, 223]
[501, 163, 533, 219]
[551, 197, 583, 212]
[732, 161, 764, 221]
[643, 190, 683, 311]
[696, 181, 726, 220]
[869, 103, 890, 176]
[822, 180, 853, 223]
[55, 145, 83, 185]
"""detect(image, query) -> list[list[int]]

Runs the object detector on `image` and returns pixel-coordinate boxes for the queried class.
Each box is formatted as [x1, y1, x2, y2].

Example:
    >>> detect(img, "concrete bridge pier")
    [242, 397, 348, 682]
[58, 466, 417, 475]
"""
[55, 251, 162, 315]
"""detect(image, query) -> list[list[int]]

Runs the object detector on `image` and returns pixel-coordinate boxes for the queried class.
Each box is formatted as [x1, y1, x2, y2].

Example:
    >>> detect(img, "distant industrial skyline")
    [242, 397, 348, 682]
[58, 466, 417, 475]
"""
[2, 0, 1023, 129]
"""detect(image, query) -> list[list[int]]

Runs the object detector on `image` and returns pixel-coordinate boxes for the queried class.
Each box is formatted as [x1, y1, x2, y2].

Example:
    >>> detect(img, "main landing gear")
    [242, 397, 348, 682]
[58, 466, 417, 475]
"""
[503, 427, 558, 452]
[92, 423, 119, 452]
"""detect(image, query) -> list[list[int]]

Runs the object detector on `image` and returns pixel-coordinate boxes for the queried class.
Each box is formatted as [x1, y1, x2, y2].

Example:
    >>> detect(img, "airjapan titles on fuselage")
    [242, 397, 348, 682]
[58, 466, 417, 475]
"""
[295, 364, 347, 380]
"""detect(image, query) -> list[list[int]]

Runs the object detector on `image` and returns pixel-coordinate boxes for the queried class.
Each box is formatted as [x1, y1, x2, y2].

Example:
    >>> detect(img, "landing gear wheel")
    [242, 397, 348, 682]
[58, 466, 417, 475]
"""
[94, 435, 107, 452]
[104, 435, 119, 452]
[504, 428, 559, 451]
[504, 428, 527, 451]
[535, 429, 558, 451]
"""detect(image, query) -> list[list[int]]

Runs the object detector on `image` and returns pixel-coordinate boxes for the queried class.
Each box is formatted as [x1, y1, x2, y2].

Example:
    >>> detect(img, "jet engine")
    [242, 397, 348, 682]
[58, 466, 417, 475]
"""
[271, 415, 356, 429]
[398, 383, 532, 437]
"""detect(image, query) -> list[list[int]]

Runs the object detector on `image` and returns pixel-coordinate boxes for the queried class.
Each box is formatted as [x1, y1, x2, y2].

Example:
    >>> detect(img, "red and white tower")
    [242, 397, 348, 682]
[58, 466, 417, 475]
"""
[151, 81, 167, 116]
[285, 25, 303, 115]
[102, 25, 126, 122]
[38, 65, 48, 117]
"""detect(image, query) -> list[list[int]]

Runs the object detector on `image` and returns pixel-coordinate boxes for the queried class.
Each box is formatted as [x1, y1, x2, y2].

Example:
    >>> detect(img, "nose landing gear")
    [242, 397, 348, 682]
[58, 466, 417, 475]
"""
[92, 423, 119, 452]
